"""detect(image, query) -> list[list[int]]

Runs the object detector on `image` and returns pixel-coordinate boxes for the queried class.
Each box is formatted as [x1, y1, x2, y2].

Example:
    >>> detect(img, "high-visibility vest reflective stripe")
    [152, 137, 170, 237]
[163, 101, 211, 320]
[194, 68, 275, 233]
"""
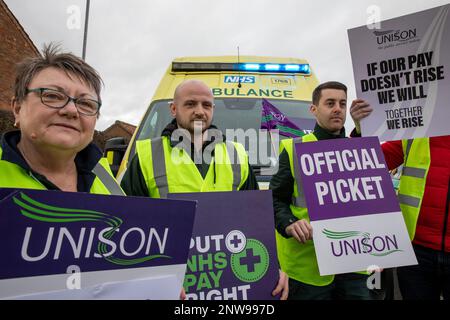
[91, 158, 125, 195]
[397, 138, 430, 239]
[275, 133, 336, 286]
[0, 147, 124, 195]
[135, 136, 249, 198]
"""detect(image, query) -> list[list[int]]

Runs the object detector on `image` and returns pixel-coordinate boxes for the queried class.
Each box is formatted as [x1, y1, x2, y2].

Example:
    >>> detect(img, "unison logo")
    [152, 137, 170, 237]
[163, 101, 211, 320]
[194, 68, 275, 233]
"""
[14, 192, 171, 265]
[373, 29, 417, 45]
[323, 229, 403, 257]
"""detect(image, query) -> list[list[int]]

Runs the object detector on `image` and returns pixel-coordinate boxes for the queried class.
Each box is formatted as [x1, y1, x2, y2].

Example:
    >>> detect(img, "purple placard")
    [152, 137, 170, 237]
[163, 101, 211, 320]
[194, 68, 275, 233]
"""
[169, 191, 279, 300]
[0, 188, 196, 280]
[295, 136, 399, 221]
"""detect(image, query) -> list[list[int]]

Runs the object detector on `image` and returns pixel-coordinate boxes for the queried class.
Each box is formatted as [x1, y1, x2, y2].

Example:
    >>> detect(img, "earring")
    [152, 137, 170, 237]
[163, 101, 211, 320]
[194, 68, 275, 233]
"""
[13, 122, 18, 128]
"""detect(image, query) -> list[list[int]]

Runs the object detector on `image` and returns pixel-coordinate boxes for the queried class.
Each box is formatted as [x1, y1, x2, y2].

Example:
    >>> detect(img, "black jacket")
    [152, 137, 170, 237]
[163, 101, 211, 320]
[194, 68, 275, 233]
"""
[270, 123, 346, 238]
[121, 120, 259, 196]
[1, 130, 104, 192]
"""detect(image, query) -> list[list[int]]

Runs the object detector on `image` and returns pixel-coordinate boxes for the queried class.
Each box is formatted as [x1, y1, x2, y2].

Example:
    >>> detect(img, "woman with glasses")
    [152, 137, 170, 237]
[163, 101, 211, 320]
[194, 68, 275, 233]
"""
[0, 44, 123, 195]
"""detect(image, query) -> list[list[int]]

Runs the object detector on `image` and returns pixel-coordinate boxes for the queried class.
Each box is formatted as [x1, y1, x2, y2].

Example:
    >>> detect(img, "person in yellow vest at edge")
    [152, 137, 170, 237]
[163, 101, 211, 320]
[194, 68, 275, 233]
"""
[120, 79, 288, 299]
[270, 81, 374, 300]
[350, 99, 450, 300]
[0, 43, 123, 196]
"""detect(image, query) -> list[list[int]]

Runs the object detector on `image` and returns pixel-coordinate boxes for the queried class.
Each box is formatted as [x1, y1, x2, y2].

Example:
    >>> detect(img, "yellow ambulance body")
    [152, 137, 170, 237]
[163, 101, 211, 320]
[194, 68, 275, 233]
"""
[116, 56, 320, 187]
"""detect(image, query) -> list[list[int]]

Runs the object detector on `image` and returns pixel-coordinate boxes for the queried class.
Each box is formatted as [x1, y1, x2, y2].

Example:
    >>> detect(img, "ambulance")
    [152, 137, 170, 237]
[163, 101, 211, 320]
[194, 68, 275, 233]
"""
[110, 56, 320, 188]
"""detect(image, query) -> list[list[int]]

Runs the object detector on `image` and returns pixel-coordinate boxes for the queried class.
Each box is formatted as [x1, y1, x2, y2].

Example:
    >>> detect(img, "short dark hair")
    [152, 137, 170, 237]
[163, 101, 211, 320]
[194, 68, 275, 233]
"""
[13, 43, 103, 104]
[312, 81, 347, 105]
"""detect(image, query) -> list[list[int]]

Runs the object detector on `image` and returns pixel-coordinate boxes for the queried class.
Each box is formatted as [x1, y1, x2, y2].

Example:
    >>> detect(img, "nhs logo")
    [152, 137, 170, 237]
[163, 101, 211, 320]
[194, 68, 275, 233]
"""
[224, 76, 255, 84]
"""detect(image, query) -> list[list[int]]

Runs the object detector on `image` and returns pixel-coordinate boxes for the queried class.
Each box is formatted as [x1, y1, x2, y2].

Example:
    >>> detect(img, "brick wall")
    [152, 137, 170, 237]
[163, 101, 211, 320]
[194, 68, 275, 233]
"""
[0, 109, 14, 134]
[0, 0, 39, 111]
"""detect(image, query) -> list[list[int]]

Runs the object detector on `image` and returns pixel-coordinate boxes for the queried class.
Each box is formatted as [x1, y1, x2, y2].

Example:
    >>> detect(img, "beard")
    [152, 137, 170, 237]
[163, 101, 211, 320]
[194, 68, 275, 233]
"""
[177, 117, 210, 135]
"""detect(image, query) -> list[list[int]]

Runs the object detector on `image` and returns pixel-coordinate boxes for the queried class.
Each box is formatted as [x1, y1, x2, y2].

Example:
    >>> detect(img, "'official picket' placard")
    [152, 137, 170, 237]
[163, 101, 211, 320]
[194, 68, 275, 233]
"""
[295, 137, 417, 275]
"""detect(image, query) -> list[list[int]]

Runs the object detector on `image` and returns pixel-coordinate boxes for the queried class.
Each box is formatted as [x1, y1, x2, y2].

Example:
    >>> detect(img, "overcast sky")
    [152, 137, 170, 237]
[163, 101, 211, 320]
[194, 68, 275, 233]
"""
[5, 0, 449, 131]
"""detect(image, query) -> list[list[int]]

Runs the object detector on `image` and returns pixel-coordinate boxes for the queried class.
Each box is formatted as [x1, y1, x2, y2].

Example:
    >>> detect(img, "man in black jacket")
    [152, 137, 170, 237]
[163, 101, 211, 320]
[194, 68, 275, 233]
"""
[121, 79, 288, 299]
[270, 81, 372, 300]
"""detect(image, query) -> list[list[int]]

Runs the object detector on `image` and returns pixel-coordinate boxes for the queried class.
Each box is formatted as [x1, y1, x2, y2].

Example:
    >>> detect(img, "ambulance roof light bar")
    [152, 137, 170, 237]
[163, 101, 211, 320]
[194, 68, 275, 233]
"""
[172, 62, 310, 74]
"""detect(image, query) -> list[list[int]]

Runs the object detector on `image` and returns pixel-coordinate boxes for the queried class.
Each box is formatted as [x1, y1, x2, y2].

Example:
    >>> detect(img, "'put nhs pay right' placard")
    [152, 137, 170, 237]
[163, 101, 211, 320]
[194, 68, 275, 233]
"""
[295, 137, 417, 276]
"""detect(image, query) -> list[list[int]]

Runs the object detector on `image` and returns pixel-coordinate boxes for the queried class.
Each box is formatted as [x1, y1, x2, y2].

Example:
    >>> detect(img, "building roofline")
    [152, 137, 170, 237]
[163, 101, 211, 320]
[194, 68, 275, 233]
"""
[102, 120, 136, 136]
[1, 0, 40, 56]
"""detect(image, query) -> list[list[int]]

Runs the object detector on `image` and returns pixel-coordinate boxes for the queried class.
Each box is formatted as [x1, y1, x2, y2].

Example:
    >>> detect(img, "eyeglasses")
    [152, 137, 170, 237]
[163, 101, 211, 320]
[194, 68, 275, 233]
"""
[26, 88, 101, 116]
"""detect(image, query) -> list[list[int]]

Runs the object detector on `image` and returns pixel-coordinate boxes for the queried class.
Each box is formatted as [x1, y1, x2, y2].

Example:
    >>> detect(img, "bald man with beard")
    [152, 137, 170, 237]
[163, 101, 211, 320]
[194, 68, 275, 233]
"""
[121, 80, 288, 299]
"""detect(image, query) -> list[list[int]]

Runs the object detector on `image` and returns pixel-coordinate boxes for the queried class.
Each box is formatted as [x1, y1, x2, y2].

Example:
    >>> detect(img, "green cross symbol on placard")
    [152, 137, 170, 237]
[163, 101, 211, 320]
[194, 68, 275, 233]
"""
[230, 239, 269, 283]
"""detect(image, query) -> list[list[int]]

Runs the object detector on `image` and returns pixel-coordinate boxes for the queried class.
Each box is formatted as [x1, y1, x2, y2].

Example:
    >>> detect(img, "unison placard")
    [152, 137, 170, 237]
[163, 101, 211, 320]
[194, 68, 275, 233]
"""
[295, 137, 417, 275]
[348, 4, 450, 140]
[0, 188, 196, 299]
